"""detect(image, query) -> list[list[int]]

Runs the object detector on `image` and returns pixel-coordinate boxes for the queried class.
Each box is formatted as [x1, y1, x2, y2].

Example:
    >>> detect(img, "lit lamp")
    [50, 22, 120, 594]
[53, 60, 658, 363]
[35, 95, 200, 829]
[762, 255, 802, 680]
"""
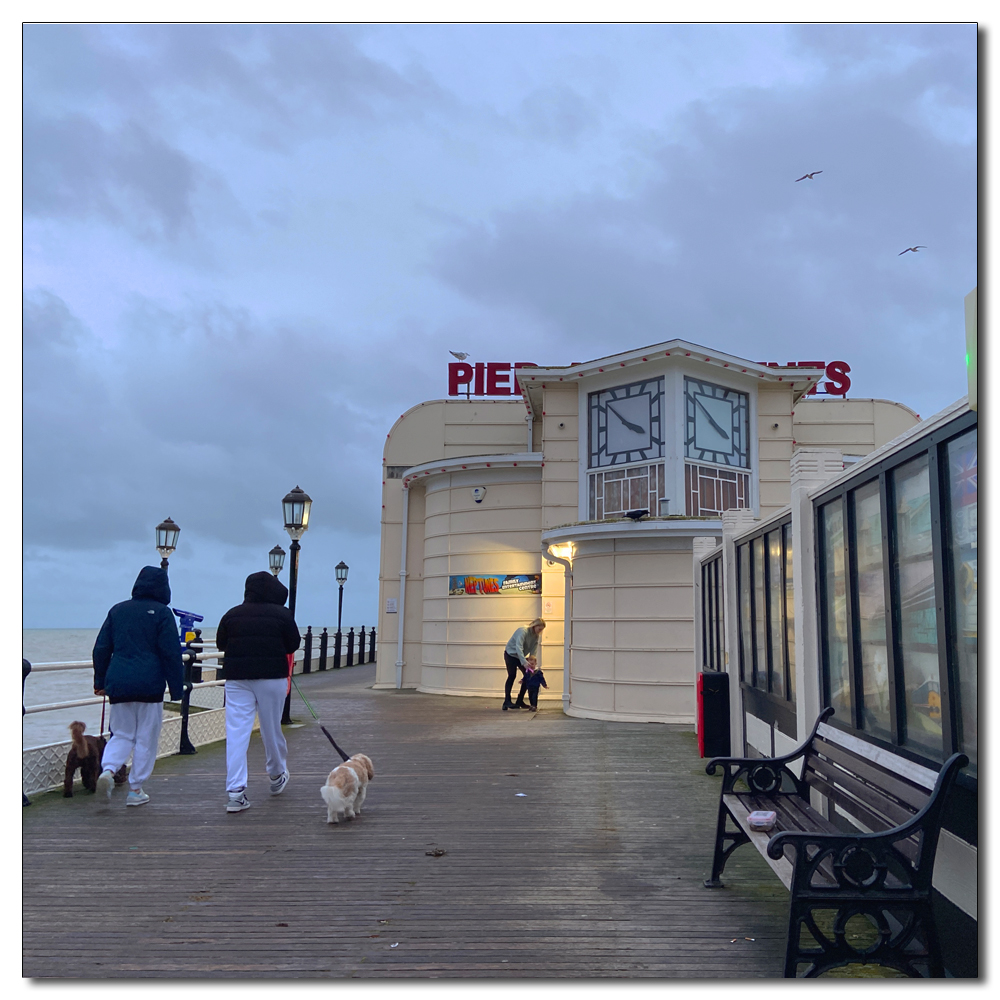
[155, 517, 181, 569]
[335, 561, 349, 633]
[281, 486, 312, 724]
[269, 544, 286, 576]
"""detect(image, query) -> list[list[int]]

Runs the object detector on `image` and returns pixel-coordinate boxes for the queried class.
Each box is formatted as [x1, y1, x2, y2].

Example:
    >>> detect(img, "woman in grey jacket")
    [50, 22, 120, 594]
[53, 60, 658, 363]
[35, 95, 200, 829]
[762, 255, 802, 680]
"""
[502, 618, 545, 711]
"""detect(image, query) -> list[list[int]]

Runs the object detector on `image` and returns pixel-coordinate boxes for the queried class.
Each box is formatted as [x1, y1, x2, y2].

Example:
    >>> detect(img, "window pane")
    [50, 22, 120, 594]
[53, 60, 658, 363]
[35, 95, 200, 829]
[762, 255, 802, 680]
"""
[947, 428, 977, 771]
[784, 523, 795, 704]
[852, 480, 891, 741]
[767, 531, 785, 698]
[822, 501, 851, 719]
[752, 536, 767, 690]
[893, 455, 942, 758]
[738, 543, 751, 683]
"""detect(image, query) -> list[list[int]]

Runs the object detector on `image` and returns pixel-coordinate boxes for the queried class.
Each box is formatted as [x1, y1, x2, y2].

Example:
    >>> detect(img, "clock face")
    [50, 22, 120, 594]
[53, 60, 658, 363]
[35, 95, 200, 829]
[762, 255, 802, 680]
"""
[589, 378, 664, 468]
[684, 377, 750, 468]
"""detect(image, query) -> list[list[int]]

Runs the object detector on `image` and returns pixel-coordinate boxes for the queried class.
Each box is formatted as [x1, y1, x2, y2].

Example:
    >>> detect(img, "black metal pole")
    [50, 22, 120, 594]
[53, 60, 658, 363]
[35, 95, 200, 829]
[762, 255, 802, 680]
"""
[281, 538, 301, 725]
[337, 583, 344, 633]
[161, 557, 169, 570]
[319, 627, 329, 671]
[177, 648, 197, 755]
[303, 625, 313, 674]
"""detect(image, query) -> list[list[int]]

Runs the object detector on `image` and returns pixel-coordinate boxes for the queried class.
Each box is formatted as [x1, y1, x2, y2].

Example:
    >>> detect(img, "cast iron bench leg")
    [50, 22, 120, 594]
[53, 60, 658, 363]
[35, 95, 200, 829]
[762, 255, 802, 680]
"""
[703, 801, 748, 888]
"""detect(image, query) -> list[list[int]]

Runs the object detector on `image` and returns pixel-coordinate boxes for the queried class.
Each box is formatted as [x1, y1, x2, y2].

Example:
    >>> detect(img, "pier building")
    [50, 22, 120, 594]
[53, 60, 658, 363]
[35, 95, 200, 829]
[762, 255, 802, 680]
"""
[374, 338, 919, 723]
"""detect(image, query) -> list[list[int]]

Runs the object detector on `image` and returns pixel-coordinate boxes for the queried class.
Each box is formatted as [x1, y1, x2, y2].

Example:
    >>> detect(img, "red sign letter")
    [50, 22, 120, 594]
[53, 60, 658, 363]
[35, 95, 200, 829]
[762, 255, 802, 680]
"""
[448, 362, 473, 395]
[824, 361, 852, 396]
[486, 362, 511, 395]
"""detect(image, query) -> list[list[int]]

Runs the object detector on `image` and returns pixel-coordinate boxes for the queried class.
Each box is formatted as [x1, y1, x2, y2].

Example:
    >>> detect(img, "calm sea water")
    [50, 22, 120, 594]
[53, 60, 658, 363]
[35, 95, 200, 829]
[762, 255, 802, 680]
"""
[22, 627, 217, 749]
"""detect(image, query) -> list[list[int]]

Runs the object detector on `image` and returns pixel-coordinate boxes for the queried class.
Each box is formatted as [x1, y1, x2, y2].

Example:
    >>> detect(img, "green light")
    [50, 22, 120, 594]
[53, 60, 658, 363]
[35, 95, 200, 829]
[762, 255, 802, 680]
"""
[966, 352, 970, 367]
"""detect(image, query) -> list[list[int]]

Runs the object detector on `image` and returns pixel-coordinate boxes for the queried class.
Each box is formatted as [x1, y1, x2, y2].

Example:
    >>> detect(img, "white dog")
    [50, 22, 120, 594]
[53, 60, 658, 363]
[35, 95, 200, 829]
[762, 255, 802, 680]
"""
[320, 753, 374, 824]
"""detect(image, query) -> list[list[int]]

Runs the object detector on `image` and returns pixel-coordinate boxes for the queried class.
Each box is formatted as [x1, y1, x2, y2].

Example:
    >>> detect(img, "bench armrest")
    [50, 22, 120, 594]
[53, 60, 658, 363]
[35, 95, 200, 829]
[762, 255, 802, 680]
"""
[705, 707, 834, 792]
[767, 751, 969, 890]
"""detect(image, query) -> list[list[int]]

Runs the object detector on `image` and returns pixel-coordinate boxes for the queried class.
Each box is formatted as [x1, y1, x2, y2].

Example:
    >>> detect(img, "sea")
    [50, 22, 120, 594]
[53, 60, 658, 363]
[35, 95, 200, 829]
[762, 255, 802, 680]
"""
[22, 627, 217, 750]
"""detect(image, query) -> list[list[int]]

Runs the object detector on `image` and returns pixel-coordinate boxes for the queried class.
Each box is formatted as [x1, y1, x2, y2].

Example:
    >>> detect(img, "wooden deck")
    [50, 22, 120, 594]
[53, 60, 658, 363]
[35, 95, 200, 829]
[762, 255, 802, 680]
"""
[22, 664, 790, 978]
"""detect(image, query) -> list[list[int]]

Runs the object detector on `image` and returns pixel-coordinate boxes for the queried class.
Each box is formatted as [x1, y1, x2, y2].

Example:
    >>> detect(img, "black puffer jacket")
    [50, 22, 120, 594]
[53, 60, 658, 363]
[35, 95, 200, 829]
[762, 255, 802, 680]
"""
[216, 572, 301, 680]
[92, 566, 185, 704]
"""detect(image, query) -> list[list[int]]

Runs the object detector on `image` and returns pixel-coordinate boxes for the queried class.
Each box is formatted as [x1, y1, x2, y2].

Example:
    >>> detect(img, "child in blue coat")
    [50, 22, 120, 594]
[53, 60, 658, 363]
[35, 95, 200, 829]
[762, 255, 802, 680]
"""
[520, 663, 548, 712]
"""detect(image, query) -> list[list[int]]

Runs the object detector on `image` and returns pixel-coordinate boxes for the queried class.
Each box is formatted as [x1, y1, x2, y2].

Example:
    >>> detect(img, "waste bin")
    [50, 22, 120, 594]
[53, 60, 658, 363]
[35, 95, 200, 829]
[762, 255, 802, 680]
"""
[697, 670, 730, 758]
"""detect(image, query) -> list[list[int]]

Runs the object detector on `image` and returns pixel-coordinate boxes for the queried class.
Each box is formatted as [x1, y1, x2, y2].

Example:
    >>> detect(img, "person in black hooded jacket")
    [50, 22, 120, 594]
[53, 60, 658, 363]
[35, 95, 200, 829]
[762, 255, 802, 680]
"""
[92, 565, 185, 807]
[216, 571, 301, 813]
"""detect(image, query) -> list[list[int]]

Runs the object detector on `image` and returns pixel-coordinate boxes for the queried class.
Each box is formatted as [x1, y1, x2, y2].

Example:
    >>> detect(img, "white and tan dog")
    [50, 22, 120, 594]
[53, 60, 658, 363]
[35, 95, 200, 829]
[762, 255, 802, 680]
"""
[320, 753, 374, 824]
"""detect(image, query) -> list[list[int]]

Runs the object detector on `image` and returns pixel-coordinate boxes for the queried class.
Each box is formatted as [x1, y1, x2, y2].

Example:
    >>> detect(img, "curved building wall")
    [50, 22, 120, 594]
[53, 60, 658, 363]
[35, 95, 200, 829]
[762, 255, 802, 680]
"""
[418, 466, 544, 696]
[567, 532, 699, 724]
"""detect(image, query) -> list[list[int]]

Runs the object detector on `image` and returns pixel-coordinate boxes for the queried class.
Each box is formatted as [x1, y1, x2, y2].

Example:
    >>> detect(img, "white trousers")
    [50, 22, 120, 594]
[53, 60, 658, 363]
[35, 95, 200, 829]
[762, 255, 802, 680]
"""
[225, 678, 288, 793]
[101, 701, 164, 791]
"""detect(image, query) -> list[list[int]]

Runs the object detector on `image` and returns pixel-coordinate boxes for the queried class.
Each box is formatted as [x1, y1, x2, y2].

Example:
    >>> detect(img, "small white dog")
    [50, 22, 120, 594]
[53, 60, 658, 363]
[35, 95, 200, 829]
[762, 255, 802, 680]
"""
[320, 753, 375, 824]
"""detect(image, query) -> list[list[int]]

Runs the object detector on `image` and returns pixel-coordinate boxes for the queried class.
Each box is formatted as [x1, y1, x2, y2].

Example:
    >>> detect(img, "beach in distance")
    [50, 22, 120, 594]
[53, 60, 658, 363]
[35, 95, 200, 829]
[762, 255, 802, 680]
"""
[22, 627, 218, 749]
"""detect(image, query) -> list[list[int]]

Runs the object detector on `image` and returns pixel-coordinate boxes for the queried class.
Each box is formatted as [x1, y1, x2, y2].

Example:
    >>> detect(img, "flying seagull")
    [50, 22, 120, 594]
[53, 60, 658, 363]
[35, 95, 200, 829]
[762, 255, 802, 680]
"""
[795, 171, 823, 181]
[898, 246, 927, 255]
[449, 351, 470, 360]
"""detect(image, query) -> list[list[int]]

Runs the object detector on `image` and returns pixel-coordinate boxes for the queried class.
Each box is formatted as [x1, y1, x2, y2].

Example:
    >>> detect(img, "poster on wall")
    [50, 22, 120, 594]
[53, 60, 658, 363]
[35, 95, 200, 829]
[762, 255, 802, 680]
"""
[449, 574, 542, 596]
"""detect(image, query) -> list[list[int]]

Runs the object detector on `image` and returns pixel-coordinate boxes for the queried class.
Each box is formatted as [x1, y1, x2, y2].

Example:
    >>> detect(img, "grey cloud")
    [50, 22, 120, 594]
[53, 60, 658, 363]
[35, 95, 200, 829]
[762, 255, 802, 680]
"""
[430, 46, 975, 418]
[516, 85, 598, 146]
[22, 291, 413, 555]
[25, 24, 451, 152]
[24, 111, 202, 239]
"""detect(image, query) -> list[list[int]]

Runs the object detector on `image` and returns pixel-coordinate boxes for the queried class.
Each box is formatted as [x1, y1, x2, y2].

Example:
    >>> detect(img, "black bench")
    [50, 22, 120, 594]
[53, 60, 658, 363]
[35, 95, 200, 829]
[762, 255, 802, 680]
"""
[703, 707, 968, 977]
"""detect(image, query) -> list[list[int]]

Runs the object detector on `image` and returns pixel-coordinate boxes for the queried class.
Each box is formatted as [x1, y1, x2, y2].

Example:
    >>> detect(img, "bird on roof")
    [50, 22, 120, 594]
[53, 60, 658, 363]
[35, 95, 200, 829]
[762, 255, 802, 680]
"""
[795, 171, 823, 181]
[449, 351, 470, 360]
[898, 246, 927, 255]
[623, 509, 650, 522]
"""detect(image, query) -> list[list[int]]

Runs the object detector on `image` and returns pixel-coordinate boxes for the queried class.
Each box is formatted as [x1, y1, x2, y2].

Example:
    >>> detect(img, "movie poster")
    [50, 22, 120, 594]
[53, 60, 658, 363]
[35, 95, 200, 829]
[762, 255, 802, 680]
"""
[449, 574, 543, 596]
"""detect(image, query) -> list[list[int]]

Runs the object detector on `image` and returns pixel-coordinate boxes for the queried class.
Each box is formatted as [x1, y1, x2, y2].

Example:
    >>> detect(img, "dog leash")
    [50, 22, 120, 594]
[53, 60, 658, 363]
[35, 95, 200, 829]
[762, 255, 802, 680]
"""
[100, 696, 107, 737]
[290, 676, 351, 762]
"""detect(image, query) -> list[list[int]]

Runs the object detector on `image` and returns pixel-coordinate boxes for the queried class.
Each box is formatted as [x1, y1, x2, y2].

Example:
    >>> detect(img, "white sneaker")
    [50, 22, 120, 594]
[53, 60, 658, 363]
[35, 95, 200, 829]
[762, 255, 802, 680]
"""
[96, 769, 114, 802]
[227, 790, 251, 813]
[269, 769, 290, 795]
[126, 789, 150, 807]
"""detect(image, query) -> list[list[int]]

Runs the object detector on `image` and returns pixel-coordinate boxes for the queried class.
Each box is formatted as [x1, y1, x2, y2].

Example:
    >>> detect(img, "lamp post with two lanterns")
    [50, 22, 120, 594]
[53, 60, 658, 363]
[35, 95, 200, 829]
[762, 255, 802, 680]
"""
[280, 486, 312, 725]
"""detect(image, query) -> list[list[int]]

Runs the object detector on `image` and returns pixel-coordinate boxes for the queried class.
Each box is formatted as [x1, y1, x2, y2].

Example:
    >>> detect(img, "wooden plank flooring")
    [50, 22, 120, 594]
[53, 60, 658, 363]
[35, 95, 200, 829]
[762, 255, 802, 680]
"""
[22, 665, 790, 978]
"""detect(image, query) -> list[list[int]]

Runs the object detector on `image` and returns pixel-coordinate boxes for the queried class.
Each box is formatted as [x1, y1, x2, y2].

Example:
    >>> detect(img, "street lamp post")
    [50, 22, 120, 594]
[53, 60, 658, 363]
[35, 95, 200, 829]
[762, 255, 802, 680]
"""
[269, 544, 286, 576]
[334, 561, 349, 670]
[280, 486, 312, 724]
[335, 561, 349, 631]
[155, 517, 180, 569]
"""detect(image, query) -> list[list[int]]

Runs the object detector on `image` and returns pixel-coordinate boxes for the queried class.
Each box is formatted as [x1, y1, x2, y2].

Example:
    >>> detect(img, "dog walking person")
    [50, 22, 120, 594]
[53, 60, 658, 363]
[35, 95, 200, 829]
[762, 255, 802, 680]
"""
[216, 571, 301, 813]
[92, 566, 185, 807]
[502, 618, 545, 711]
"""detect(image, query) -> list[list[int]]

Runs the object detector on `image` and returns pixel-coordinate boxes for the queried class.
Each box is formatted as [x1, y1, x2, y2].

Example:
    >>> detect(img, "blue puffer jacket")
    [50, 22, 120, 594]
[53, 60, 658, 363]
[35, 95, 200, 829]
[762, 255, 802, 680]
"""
[92, 566, 185, 704]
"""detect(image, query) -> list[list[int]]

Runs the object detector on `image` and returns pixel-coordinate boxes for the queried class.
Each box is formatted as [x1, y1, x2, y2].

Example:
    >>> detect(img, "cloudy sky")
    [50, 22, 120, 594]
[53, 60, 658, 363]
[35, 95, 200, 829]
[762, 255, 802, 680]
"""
[22, 22, 977, 629]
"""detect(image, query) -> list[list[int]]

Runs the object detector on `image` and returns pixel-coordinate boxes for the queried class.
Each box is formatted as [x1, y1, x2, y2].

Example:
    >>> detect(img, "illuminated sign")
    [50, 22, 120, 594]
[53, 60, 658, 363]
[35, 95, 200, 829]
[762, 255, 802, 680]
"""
[448, 574, 542, 596]
[450, 359, 852, 397]
[448, 362, 537, 396]
[756, 361, 852, 397]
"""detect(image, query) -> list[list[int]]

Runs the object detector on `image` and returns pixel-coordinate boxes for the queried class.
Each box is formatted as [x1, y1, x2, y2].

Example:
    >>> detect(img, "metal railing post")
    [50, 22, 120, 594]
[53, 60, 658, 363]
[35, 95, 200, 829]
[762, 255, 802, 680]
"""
[358, 627, 367, 664]
[319, 627, 329, 670]
[177, 647, 198, 755]
[303, 626, 313, 674]
[347, 628, 355, 667]
[369, 628, 377, 663]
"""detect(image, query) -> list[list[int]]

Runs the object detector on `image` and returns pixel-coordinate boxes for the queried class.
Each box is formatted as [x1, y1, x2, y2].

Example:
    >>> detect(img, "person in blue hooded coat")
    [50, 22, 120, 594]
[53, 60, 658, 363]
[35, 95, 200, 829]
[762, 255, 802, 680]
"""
[92, 566, 185, 807]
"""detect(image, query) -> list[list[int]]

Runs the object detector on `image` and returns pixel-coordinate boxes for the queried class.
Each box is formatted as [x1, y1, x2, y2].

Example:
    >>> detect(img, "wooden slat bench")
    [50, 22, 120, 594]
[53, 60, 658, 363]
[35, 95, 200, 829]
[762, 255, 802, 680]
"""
[703, 707, 968, 977]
